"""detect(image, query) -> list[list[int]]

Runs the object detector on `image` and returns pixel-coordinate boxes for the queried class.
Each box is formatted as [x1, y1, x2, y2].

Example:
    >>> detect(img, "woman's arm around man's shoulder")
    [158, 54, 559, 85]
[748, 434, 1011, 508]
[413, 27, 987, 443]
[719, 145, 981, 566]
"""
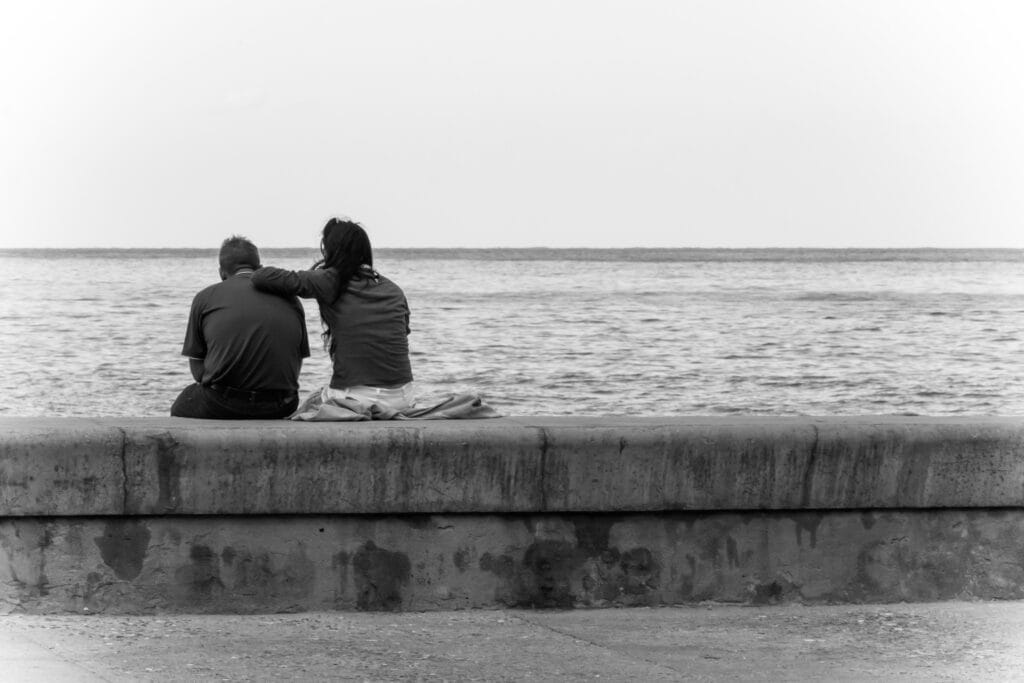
[252, 266, 337, 301]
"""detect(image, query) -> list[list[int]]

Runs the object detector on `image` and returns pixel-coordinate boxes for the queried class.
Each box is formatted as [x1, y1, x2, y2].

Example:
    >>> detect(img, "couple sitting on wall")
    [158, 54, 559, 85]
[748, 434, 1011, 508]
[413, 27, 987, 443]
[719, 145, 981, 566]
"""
[170, 217, 496, 421]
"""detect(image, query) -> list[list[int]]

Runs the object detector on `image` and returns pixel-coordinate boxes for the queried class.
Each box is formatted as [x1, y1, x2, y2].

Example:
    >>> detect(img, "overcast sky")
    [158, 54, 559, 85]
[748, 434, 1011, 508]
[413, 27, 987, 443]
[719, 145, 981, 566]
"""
[2, 1, 1023, 248]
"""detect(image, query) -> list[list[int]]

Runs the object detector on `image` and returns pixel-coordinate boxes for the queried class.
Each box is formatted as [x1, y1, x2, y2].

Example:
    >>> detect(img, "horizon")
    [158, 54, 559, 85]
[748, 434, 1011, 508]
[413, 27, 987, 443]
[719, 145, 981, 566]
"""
[4, 245, 1023, 256]
[6, 245, 1024, 250]
[5, 245, 1024, 250]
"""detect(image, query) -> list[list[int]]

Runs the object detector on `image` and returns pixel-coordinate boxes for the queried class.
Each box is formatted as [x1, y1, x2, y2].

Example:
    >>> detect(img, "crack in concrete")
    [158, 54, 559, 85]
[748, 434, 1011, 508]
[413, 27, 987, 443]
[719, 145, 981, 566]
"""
[513, 612, 687, 676]
[536, 428, 550, 511]
[116, 427, 128, 515]
[801, 424, 820, 508]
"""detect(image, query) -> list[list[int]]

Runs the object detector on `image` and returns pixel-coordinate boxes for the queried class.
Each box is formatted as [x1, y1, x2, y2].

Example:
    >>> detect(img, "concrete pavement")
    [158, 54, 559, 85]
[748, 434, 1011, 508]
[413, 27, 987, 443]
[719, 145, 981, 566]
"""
[2, 601, 1023, 681]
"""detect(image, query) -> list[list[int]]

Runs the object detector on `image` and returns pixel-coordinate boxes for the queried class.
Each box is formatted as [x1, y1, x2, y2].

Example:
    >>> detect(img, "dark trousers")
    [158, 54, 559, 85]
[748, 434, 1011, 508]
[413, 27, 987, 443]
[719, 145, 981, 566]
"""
[170, 384, 298, 420]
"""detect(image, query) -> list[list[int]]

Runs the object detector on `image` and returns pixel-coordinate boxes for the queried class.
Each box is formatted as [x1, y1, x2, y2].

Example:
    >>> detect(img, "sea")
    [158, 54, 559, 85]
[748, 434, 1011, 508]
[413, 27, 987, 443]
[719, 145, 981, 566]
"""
[1, 248, 1022, 418]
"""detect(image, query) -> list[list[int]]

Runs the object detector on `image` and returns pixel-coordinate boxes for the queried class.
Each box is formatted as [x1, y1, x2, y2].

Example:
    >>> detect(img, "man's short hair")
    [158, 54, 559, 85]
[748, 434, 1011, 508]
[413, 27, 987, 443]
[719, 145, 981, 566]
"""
[219, 235, 260, 274]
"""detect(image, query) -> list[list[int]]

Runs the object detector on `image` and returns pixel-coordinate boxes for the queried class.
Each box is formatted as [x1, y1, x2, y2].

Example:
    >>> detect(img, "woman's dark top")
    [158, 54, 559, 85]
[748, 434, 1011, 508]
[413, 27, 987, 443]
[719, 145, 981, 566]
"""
[252, 266, 413, 389]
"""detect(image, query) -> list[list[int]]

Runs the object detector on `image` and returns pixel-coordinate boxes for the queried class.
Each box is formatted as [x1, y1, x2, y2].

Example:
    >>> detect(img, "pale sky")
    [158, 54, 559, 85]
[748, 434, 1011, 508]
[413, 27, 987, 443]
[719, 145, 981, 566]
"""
[2, 1, 1023, 248]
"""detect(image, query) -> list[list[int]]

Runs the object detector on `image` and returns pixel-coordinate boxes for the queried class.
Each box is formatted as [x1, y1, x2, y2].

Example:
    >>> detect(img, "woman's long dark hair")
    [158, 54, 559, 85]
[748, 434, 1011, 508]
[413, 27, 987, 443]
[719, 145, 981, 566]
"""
[313, 218, 375, 355]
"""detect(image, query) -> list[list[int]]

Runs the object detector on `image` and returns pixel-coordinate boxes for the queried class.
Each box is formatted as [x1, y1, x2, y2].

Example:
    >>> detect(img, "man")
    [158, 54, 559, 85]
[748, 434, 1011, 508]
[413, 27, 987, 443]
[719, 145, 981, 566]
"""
[170, 235, 310, 419]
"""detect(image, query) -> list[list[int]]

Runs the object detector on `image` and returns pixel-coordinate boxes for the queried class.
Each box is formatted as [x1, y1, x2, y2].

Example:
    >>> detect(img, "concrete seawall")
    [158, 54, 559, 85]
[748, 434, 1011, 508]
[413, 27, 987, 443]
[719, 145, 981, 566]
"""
[2, 417, 1023, 612]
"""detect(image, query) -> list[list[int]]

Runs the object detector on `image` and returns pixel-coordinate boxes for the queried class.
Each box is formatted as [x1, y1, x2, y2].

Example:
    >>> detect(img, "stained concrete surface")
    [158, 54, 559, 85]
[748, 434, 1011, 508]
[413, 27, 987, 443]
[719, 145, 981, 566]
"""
[2, 602, 1023, 681]
[6, 416, 1024, 516]
[6, 511, 1024, 613]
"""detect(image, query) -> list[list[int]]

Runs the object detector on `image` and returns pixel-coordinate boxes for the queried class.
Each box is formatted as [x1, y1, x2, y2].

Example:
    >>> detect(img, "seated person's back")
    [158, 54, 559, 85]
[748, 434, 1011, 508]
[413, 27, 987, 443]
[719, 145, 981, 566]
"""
[253, 263, 412, 389]
[170, 235, 310, 419]
[251, 218, 413, 413]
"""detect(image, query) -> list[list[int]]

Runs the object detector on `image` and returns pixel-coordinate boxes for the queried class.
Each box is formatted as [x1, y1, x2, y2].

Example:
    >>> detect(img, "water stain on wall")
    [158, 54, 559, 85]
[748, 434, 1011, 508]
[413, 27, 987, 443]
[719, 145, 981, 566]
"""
[794, 512, 824, 548]
[228, 546, 316, 601]
[151, 433, 182, 512]
[478, 551, 515, 578]
[93, 520, 150, 581]
[352, 540, 411, 611]
[521, 539, 580, 608]
[453, 547, 470, 572]
[174, 543, 225, 601]
[332, 550, 350, 607]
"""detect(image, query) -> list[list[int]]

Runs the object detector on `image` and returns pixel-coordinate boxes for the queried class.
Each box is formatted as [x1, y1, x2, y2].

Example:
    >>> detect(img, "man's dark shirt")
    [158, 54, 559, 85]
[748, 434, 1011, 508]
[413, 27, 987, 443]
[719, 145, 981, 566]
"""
[182, 272, 310, 392]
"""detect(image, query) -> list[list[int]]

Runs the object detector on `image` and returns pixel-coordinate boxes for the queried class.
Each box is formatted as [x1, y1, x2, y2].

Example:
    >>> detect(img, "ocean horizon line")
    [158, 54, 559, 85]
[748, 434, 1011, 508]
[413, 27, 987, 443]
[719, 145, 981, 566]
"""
[3, 246, 1023, 262]
[3, 245, 1023, 250]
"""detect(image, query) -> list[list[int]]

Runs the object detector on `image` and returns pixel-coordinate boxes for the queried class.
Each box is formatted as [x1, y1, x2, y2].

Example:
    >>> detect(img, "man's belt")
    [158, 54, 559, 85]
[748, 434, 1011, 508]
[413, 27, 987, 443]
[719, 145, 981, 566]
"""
[207, 384, 296, 403]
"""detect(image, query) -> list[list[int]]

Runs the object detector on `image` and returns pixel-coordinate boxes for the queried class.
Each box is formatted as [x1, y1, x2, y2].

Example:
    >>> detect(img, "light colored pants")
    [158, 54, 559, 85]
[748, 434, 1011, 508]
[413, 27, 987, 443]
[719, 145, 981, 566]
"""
[323, 383, 416, 412]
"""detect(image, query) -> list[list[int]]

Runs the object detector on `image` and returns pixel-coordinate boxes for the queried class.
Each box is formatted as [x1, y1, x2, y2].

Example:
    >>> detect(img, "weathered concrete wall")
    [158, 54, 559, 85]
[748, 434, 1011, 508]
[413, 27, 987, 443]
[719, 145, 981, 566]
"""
[1, 417, 1023, 612]
[121, 419, 543, 515]
[2, 510, 1022, 614]
[0, 421, 124, 515]
[3, 417, 1024, 515]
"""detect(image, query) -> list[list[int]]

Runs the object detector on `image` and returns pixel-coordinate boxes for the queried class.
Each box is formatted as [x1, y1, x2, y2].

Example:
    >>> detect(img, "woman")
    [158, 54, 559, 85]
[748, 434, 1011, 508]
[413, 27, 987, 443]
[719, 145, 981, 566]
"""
[252, 217, 415, 413]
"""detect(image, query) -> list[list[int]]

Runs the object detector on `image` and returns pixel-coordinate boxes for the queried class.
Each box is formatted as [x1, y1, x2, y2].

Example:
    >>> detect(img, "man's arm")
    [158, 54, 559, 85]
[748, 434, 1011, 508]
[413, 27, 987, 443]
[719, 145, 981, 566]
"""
[182, 291, 207, 383]
[288, 298, 312, 359]
[188, 358, 205, 383]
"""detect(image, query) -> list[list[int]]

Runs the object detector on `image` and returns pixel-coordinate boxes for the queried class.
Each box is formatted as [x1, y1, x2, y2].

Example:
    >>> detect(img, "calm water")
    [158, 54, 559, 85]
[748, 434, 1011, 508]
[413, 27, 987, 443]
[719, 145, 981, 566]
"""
[1, 248, 1022, 417]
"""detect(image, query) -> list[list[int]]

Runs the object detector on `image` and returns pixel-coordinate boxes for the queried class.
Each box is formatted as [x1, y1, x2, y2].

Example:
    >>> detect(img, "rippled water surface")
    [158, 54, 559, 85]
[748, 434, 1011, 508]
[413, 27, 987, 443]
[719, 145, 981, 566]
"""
[1, 248, 1022, 417]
